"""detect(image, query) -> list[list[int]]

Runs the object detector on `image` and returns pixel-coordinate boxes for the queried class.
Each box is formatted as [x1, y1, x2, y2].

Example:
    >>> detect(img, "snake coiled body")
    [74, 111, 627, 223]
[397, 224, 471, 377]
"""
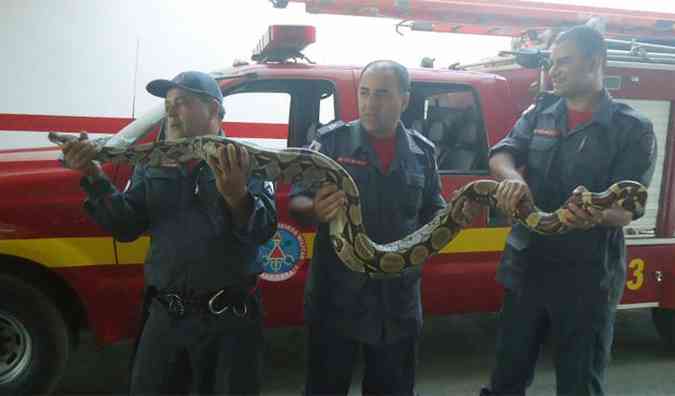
[49, 132, 648, 277]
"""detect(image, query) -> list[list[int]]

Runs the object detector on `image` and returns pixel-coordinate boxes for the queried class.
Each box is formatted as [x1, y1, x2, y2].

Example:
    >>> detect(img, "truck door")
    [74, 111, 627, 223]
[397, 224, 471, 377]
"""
[402, 81, 504, 314]
[218, 77, 340, 327]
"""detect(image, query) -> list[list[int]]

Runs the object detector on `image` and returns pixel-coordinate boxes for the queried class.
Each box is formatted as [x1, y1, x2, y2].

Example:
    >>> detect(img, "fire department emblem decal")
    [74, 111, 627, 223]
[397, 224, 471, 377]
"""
[258, 223, 307, 282]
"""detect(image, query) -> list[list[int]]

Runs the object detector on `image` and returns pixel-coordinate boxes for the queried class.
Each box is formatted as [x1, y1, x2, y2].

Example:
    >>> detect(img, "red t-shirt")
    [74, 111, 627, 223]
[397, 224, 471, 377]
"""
[368, 134, 397, 173]
[567, 108, 594, 131]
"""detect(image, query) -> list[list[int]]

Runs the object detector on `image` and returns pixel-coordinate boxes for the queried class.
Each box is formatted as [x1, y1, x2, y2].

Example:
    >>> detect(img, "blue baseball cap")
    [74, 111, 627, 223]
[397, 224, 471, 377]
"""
[146, 70, 224, 103]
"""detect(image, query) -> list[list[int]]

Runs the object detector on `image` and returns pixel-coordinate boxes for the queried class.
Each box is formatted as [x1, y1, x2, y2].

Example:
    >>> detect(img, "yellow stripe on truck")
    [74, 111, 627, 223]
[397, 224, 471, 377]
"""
[0, 237, 116, 268]
[302, 233, 315, 256]
[0, 228, 510, 269]
[439, 228, 509, 253]
[0, 236, 151, 268]
[116, 237, 150, 265]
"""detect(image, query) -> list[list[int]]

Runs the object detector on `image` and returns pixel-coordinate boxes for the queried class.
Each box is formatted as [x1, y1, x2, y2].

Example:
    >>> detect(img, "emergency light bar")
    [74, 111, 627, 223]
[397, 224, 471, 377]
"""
[252, 25, 316, 63]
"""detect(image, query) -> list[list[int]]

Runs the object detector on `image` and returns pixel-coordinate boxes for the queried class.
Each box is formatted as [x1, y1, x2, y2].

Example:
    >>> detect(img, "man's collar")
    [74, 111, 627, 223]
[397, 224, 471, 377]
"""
[347, 120, 423, 156]
[541, 89, 613, 129]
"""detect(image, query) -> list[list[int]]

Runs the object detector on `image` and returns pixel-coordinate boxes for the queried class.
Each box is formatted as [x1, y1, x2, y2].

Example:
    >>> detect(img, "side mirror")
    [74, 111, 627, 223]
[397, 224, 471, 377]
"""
[514, 48, 550, 70]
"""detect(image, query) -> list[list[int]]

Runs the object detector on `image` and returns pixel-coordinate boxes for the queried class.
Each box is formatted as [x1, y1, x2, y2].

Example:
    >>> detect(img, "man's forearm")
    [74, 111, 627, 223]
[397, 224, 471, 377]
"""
[489, 152, 525, 182]
[81, 170, 149, 242]
[600, 207, 633, 227]
[228, 193, 255, 228]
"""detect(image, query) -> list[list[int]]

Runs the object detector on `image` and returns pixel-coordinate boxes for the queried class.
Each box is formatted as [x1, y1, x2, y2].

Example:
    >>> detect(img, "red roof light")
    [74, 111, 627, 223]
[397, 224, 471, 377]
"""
[252, 25, 316, 62]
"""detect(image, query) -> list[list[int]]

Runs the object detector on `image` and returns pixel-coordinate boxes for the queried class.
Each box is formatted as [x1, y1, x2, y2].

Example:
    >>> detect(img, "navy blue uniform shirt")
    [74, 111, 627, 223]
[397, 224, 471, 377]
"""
[81, 151, 277, 293]
[293, 120, 446, 345]
[490, 90, 657, 291]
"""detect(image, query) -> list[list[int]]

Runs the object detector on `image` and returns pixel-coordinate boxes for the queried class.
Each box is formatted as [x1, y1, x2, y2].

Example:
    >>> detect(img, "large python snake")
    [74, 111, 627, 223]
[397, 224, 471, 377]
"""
[49, 132, 648, 277]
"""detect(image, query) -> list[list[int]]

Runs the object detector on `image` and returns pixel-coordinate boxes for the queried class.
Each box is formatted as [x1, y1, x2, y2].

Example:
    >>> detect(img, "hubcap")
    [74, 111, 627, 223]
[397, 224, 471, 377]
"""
[0, 311, 32, 384]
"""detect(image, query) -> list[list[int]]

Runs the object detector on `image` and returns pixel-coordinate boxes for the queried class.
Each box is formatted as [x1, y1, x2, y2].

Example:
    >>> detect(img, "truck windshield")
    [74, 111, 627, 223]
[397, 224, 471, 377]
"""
[103, 103, 166, 149]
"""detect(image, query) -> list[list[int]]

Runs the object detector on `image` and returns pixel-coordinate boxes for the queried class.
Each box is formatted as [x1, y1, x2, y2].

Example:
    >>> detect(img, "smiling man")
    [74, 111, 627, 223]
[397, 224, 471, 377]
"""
[480, 26, 657, 396]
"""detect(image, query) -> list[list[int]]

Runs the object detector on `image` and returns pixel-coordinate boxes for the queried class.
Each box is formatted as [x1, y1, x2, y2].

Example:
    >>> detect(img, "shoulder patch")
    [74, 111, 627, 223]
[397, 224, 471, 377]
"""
[522, 103, 536, 116]
[316, 120, 347, 137]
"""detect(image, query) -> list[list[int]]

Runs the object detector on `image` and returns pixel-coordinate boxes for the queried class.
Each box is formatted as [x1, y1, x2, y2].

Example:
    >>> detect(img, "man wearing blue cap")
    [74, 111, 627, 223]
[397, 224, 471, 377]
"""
[61, 71, 277, 395]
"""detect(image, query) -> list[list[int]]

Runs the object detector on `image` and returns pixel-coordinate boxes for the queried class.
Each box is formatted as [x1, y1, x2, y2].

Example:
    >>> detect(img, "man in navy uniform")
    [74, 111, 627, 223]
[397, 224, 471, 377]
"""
[290, 60, 478, 395]
[61, 71, 277, 395]
[481, 26, 657, 396]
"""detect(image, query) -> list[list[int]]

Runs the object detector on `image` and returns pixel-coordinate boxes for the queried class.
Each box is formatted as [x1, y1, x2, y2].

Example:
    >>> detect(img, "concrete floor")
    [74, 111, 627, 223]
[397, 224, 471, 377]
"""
[55, 309, 675, 395]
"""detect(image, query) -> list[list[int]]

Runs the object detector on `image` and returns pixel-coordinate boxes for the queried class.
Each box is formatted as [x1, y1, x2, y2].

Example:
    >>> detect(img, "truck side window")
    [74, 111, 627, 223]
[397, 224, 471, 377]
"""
[222, 92, 291, 150]
[403, 84, 489, 174]
[300, 90, 338, 145]
[221, 79, 337, 149]
[319, 91, 336, 125]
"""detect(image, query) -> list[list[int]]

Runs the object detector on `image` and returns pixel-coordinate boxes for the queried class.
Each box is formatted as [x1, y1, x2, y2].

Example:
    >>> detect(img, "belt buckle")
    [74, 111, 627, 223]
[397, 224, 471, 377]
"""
[165, 293, 185, 317]
[233, 302, 248, 318]
[208, 289, 229, 315]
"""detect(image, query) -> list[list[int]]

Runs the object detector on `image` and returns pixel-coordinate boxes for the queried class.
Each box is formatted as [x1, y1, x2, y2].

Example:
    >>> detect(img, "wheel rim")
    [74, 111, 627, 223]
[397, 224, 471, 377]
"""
[0, 310, 32, 384]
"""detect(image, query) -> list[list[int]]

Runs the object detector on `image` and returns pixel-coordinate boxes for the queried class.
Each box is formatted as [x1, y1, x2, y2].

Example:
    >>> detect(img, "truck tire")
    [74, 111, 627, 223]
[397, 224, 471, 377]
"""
[0, 274, 70, 395]
[652, 307, 675, 351]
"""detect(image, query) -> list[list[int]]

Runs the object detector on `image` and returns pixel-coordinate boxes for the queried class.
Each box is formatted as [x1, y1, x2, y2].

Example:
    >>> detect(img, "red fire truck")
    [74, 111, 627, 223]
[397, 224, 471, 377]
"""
[1, 1, 675, 394]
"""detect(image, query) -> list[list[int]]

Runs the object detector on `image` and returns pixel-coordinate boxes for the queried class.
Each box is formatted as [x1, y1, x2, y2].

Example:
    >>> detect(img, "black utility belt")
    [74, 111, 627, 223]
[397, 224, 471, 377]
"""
[155, 286, 256, 318]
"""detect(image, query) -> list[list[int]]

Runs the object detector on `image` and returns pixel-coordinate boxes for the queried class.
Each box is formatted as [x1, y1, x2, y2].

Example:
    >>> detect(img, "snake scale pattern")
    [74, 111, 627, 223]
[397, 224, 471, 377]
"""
[49, 132, 648, 277]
